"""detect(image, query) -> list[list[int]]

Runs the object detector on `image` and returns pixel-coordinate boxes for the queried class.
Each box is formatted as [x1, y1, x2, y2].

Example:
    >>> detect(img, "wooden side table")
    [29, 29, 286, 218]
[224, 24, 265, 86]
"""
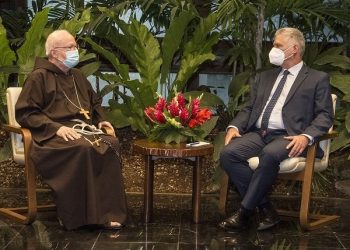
[133, 139, 214, 223]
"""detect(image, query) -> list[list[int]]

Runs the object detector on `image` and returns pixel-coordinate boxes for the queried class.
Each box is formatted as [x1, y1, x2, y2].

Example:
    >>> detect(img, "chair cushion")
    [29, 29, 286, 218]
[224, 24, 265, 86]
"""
[247, 156, 327, 174]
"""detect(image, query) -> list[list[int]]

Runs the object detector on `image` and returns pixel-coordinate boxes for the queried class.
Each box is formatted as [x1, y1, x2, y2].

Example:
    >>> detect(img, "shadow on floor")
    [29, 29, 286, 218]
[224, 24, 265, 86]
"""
[0, 190, 349, 249]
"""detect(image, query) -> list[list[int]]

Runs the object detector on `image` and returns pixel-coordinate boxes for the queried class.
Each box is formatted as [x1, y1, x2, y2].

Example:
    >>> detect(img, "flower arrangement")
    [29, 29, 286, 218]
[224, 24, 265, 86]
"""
[144, 92, 213, 143]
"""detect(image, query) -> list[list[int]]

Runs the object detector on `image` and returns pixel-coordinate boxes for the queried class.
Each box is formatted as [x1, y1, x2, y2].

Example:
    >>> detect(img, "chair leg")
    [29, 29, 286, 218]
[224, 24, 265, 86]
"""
[0, 158, 38, 224]
[278, 144, 339, 230]
[0, 160, 55, 224]
[218, 173, 229, 215]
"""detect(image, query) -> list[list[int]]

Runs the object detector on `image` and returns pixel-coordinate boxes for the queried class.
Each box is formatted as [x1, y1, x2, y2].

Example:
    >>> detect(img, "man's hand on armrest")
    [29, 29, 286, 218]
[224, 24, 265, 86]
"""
[225, 127, 242, 146]
[284, 134, 310, 158]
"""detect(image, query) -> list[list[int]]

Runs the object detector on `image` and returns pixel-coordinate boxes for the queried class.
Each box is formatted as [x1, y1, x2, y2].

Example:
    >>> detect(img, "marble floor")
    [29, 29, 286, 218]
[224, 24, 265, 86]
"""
[0, 189, 349, 249]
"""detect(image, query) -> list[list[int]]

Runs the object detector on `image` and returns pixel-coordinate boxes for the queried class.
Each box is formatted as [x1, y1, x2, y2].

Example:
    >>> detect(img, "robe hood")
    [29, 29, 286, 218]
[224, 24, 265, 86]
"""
[33, 57, 68, 74]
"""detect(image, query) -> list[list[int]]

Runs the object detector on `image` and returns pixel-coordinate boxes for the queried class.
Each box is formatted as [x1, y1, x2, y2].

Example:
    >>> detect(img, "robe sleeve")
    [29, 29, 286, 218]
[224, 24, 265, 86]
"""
[15, 71, 62, 143]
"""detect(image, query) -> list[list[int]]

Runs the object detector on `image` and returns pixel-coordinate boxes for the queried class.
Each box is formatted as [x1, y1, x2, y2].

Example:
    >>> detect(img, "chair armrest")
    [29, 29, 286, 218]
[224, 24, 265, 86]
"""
[2, 124, 33, 157]
[314, 131, 338, 144]
[2, 124, 24, 134]
[101, 125, 116, 138]
[2, 124, 32, 141]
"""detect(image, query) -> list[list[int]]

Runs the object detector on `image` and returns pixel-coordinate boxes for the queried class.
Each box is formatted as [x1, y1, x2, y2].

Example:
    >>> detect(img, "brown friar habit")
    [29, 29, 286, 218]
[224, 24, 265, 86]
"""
[15, 58, 127, 230]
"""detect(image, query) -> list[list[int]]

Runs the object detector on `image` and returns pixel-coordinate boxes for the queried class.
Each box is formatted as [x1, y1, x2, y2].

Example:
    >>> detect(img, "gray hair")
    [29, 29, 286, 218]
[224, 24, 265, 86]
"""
[275, 27, 305, 56]
[45, 30, 74, 56]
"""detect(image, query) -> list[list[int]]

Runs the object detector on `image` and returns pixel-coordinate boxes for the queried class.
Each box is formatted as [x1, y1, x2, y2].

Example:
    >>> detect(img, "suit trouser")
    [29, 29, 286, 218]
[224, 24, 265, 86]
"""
[220, 130, 290, 210]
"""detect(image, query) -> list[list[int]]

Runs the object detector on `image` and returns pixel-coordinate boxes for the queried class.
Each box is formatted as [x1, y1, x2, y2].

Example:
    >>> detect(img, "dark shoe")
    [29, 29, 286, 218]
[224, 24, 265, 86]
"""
[219, 208, 250, 230]
[257, 206, 280, 231]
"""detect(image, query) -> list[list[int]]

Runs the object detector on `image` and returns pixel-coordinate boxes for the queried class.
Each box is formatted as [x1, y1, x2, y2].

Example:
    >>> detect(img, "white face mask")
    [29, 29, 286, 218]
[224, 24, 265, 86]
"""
[62, 49, 79, 68]
[269, 46, 293, 66]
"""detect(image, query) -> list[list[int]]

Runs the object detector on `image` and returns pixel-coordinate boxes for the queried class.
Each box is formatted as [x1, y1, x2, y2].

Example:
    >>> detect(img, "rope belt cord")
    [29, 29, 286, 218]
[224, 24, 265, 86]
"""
[71, 119, 104, 135]
[69, 119, 121, 162]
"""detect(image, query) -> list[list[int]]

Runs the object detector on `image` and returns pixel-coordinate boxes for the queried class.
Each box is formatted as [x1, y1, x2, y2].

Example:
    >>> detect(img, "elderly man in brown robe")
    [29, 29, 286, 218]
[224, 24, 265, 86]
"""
[15, 29, 127, 230]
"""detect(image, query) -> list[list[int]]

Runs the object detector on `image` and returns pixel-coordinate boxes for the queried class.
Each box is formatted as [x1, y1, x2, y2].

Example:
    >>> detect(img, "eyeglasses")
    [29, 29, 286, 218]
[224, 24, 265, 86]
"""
[53, 44, 79, 51]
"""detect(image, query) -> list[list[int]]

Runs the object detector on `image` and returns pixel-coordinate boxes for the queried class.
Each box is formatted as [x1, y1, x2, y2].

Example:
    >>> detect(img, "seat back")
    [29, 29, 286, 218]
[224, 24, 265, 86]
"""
[317, 94, 337, 170]
[6, 87, 25, 164]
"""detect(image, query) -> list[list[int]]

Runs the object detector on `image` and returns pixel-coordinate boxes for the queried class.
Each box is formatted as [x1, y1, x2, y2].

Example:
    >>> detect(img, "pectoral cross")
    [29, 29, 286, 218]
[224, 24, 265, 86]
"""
[92, 138, 102, 147]
[80, 108, 90, 120]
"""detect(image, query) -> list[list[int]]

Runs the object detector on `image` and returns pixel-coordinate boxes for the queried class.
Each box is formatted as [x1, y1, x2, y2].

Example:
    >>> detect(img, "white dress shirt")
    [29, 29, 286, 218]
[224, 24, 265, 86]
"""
[256, 61, 304, 130]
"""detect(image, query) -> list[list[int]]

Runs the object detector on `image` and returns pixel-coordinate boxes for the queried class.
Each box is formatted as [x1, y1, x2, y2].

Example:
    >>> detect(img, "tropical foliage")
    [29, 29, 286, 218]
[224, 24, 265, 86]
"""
[84, 8, 221, 136]
[0, 0, 349, 180]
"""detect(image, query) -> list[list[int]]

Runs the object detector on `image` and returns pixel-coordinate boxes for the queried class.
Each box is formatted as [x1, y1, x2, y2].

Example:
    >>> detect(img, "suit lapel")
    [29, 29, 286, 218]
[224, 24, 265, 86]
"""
[284, 64, 309, 105]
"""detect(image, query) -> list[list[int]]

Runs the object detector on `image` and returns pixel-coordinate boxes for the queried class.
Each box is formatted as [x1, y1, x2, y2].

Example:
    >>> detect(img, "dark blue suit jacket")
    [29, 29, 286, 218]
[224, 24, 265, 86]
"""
[230, 64, 333, 138]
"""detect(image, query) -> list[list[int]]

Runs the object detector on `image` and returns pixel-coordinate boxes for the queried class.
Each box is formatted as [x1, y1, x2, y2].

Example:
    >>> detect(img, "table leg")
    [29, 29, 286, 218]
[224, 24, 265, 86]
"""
[192, 156, 202, 223]
[144, 155, 154, 223]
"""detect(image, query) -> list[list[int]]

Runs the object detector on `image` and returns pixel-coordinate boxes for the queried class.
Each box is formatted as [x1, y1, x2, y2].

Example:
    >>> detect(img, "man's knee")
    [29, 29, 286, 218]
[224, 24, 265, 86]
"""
[220, 145, 241, 171]
[260, 146, 288, 163]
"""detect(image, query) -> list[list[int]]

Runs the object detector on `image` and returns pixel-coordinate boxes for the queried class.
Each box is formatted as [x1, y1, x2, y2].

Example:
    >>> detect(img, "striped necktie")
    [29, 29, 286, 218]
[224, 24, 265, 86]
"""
[260, 70, 290, 136]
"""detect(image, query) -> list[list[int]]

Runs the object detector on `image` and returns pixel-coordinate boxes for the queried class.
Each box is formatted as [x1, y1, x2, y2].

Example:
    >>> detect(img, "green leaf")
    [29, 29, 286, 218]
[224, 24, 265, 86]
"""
[160, 11, 195, 85]
[83, 37, 129, 80]
[79, 50, 96, 63]
[184, 13, 218, 55]
[104, 26, 136, 67]
[17, 8, 49, 79]
[228, 70, 251, 99]
[314, 55, 350, 69]
[174, 13, 219, 91]
[174, 53, 216, 91]
[330, 128, 350, 153]
[200, 116, 219, 138]
[120, 79, 157, 108]
[59, 8, 91, 35]
[79, 61, 100, 77]
[316, 46, 344, 59]
[330, 74, 350, 101]
[106, 108, 131, 128]
[127, 19, 162, 90]
[0, 18, 16, 68]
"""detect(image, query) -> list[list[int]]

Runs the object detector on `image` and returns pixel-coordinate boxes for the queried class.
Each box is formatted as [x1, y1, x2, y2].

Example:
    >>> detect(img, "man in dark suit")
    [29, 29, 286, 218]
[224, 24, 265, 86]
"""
[219, 27, 333, 231]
